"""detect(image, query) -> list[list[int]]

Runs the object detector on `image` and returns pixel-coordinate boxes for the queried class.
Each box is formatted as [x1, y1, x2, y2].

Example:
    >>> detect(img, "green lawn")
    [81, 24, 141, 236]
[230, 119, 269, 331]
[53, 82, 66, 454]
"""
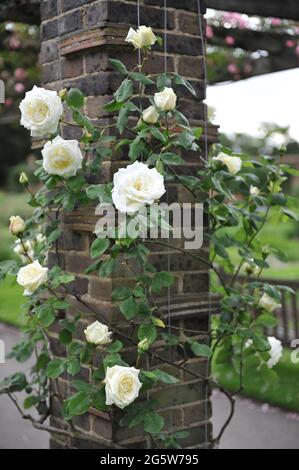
[213, 349, 299, 412]
[0, 277, 26, 327]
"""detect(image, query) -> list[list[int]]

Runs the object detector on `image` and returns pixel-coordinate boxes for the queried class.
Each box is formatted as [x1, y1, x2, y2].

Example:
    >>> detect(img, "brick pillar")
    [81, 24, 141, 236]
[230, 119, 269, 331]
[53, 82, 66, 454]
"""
[40, 0, 218, 449]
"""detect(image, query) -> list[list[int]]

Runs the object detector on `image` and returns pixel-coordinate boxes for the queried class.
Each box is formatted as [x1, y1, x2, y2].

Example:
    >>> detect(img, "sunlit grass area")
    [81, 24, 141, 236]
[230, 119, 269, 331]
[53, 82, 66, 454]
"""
[0, 277, 26, 327]
[213, 349, 299, 412]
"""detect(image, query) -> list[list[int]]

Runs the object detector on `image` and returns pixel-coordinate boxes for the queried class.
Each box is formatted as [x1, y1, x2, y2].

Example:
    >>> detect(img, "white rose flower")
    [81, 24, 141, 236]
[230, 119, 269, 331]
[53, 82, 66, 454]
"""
[112, 161, 166, 214]
[105, 365, 142, 409]
[84, 321, 112, 346]
[17, 260, 48, 296]
[154, 87, 177, 112]
[14, 239, 34, 264]
[250, 185, 260, 196]
[125, 26, 157, 49]
[243, 260, 260, 276]
[20, 86, 63, 138]
[9, 216, 26, 236]
[259, 293, 281, 313]
[267, 336, 283, 369]
[142, 106, 159, 124]
[42, 136, 83, 178]
[213, 152, 242, 175]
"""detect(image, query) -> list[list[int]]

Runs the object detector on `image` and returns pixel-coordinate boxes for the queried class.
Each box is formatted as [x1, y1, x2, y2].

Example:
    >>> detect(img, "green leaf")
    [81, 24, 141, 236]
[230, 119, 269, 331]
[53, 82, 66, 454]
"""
[46, 359, 66, 379]
[90, 237, 110, 259]
[86, 185, 105, 200]
[148, 127, 167, 143]
[172, 73, 197, 96]
[84, 259, 102, 275]
[66, 88, 85, 109]
[66, 358, 81, 376]
[99, 259, 115, 277]
[109, 58, 128, 75]
[161, 152, 184, 166]
[117, 106, 130, 133]
[36, 353, 50, 371]
[93, 388, 108, 411]
[59, 329, 72, 346]
[190, 342, 212, 358]
[0, 373, 28, 394]
[47, 228, 62, 244]
[107, 340, 123, 353]
[178, 131, 196, 149]
[144, 412, 164, 434]
[143, 369, 179, 384]
[23, 396, 39, 410]
[157, 73, 172, 91]
[112, 287, 132, 301]
[37, 305, 55, 328]
[138, 323, 157, 344]
[103, 99, 123, 113]
[72, 380, 93, 393]
[115, 79, 134, 103]
[67, 391, 92, 417]
[256, 314, 278, 328]
[120, 297, 139, 320]
[128, 72, 155, 85]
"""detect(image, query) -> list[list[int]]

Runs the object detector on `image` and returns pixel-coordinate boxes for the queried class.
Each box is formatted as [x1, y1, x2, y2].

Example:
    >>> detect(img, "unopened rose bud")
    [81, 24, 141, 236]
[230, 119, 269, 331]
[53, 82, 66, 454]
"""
[9, 216, 26, 236]
[19, 172, 29, 185]
[138, 338, 150, 352]
[152, 317, 166, 328]
[58, 88, 68, 101]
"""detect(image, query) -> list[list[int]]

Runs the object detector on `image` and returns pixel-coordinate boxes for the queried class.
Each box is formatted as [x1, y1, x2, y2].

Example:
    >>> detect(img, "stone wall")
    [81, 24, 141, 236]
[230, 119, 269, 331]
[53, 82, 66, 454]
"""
[39, 0, 218, 449]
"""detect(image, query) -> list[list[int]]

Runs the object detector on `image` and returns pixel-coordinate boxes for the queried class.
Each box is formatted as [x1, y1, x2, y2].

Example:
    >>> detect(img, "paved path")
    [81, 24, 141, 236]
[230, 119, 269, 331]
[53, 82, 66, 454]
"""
[1, 324, 299, 449]
[0, 323, 48, 449]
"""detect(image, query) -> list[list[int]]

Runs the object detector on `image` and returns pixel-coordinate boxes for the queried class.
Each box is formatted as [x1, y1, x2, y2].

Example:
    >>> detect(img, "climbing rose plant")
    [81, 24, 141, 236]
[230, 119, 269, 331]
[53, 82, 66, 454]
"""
[0, 26, 297, 449]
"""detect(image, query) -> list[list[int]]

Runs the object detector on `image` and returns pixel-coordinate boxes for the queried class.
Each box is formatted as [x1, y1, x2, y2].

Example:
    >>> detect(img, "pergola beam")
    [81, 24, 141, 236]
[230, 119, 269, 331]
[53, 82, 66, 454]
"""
[210, 53, 299, 84]
[206, 0, 299, 21]
[211, 26, 297, 54]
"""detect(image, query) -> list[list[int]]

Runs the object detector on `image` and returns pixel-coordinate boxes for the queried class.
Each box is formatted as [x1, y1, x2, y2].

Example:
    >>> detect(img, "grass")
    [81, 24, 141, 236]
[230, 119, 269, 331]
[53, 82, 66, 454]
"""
[0, 277, 26, 327]
[213, 349, 299, 413]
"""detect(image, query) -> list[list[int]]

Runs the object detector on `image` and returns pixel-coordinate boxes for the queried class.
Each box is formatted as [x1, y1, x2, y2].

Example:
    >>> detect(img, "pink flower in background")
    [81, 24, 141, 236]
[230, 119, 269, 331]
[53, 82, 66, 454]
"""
[14, 68, 27, 81]
[286, 40, 295, 48]
[271, 18, 282, 27]
[9, 37, 21, 49]
[225, 36, 235, 46]
[14, 83, 25, 94]
[295, 46, 299, 57]
[223, 12, 248, 29]
[206, 25, 214, 39]
[4, 98, 13, 108]
[244, 63, 253, 74]
[227, 63, 239, 75]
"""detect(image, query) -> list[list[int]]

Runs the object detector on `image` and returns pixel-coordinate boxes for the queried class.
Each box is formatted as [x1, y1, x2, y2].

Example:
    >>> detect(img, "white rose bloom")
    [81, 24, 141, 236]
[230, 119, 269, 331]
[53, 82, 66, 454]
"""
[17, 260, 48, 296]
[259, 293, 281, 313]
[84, 321, 112, 346]
[42, 136, 83, 178]
[154, 87, 177, 112]
[213, 152, 242, 175]
[112, 161, 166, 214]
[142, 106, 159, 124]
[9, 216, 26, 236]
[243, 261, 260, 276]
[267, 336, 283, 369]
[20, 86, 63, 138]
[14, 239, 34, 264]
[250, 186, 260, 196]
[105, 365, 142, 409]
[125, 26, 157, 49]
